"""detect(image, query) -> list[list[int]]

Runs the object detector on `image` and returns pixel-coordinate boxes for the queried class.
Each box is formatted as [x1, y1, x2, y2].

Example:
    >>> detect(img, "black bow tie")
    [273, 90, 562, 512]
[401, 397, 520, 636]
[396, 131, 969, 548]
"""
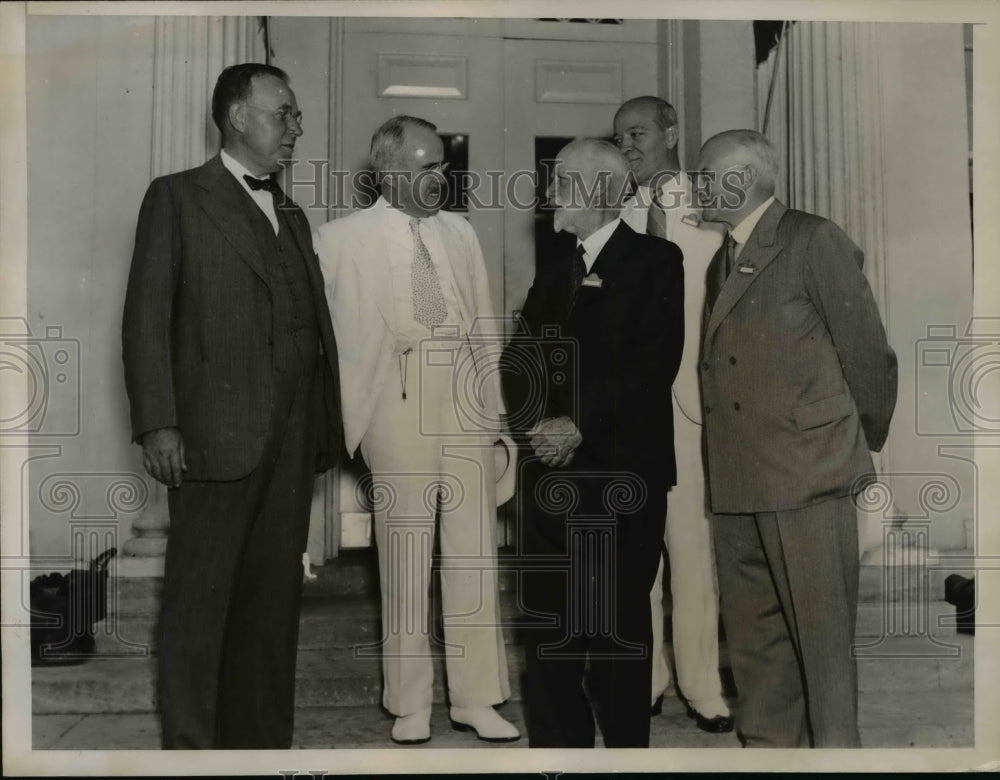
[244, 174, 282, 195]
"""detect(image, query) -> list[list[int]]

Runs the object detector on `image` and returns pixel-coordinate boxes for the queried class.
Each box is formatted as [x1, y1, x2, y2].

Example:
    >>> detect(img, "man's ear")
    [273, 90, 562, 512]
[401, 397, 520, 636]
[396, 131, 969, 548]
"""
[379, 170, 400, 206]
[664, 124, 680, 150]
[228, 102, 247, 135]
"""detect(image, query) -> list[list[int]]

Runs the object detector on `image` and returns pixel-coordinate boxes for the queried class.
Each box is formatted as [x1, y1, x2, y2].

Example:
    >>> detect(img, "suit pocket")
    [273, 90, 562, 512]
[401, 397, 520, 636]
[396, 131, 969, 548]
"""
[792, 392, 854, 431]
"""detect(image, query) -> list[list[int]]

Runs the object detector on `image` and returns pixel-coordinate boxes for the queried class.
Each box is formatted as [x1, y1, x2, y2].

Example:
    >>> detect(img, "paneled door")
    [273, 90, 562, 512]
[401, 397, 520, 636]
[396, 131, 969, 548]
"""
[340, 24, 505, 314]
[335, 22, 506, 548]
[502, 36, 657, 324]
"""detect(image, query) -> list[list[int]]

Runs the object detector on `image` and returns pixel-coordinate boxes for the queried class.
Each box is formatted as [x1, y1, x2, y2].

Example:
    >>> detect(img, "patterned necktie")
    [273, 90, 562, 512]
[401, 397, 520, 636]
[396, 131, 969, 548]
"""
[409, 217, 447, 328]
[646, 190, 668, 239]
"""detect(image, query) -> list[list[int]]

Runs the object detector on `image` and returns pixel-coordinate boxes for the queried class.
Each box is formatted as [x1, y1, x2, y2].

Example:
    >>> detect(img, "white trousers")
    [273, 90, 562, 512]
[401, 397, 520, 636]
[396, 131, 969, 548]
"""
[360, 342, 510, 716]
[650, 395, 729, 715]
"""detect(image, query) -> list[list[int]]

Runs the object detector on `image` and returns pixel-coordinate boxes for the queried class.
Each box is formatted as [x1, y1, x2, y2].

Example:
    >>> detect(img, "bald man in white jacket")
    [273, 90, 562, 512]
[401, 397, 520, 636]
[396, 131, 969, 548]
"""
[314, 116, 517, 746]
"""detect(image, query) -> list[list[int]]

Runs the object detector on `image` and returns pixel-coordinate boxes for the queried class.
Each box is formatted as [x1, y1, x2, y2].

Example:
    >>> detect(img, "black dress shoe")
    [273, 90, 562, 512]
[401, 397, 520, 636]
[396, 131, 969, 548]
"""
[650, 694, 664, 716]
[685, 704, 734, 733]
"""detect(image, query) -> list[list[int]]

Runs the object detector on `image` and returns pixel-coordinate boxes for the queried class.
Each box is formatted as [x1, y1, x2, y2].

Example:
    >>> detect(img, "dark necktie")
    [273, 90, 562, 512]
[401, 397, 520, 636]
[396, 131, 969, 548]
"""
[571, 244, 587, 289]
[567, 244, 587, 314]
[244, 173, 282, 196]
[724, 233, 737, 278]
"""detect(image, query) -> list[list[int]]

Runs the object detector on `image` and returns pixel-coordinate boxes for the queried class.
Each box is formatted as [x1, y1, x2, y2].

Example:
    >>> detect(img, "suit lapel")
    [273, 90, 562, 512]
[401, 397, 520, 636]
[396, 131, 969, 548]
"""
[704, 200, 786, 346]
[438, 218, 475, 326]
[282, 204, 316, 272]
[349, 203, 396, 330]
[704, 241, 728, 315]
[194, 156, 270, 285]
[285, 205, 333, 330]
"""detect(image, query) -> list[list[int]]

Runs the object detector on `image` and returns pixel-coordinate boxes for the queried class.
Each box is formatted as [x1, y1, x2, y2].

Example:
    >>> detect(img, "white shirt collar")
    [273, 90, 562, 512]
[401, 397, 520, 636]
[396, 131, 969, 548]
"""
[630, 171, 687, 205]
[221, 148, 268, 184]
[220, 149, 280, 233]
[577, 217, 621, 273]
[375, 193, 408, 220]
[375, 194, 440, 228]
[731, 195, 776, 245]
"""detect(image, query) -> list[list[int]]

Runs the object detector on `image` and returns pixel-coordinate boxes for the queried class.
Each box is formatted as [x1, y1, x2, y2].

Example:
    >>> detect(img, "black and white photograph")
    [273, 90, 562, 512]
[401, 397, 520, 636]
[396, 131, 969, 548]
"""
[2, 0, 998, 774]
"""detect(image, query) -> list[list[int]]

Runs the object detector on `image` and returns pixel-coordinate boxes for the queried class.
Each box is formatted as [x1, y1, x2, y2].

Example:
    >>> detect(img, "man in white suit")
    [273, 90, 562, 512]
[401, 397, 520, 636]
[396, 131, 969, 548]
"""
[314, 116, 518, 745]
[613, 96, 733, 732]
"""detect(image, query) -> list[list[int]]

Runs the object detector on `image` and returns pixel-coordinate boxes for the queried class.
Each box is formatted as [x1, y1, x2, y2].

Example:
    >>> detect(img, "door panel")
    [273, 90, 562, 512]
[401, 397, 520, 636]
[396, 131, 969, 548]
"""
[502, 38, 657, 323]
[341, 32, 504, 315]
[337, 30, 504, 549]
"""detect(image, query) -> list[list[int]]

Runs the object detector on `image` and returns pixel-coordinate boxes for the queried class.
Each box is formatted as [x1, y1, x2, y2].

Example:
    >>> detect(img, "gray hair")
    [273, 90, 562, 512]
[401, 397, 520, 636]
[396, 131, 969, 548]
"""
[561, 138, 632, 209]
[701, 129, 780, 192]
[614, 95, 678, 131]
[369, 115, 438, 179]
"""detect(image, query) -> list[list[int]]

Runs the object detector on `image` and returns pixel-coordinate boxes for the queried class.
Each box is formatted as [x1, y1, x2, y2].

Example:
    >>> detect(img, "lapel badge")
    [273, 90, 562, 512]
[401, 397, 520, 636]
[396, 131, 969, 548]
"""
[737, 263, 756, 275]
[582, 273, 604, 288]
[681, 212, 701, 228]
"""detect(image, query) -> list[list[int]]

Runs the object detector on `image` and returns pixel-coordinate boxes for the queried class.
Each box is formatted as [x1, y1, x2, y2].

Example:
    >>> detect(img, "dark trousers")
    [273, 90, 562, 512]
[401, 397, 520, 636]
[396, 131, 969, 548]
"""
[160, 363, 318, 749]
[519, 467, 665, 748]
[712, 495, 861, 748]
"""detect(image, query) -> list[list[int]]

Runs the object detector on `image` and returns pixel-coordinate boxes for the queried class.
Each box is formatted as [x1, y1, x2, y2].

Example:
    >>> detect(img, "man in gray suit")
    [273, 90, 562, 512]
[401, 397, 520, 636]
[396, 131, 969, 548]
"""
[122, 63, 341, 749]
[696, 130, 897, 747]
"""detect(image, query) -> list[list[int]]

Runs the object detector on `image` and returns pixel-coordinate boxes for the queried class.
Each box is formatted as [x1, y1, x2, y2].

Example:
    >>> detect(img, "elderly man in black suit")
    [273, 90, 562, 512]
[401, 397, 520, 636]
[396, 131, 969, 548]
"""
[122, 63, 342, 749]
[696, 129, 897, 747]
[501, 138, 684, 747]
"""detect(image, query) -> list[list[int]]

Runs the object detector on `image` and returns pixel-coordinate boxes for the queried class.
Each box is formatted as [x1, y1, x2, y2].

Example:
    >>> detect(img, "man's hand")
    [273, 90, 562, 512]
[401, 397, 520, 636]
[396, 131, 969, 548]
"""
[139, 427, 187, 487]
[527, 416, 582, 468]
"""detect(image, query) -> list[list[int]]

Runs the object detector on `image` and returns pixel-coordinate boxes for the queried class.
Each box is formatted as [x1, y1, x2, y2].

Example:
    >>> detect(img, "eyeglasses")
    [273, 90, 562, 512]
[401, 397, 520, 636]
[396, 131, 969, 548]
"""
[246, 103, 303, 127]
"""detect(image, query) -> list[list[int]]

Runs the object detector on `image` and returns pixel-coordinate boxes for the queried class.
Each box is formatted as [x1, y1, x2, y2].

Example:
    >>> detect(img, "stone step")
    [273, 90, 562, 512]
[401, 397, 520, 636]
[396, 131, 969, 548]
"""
[32, 684, 972, 750]
[858, 547, 975, 603]
[34, 630, 971, 716]
[855, 599, 958, 638]
[33, 644, 534, 715]
[105, 573, 163, 602]
[853, 633, 973, 689]
[93, 587, 968, 658]
[100, 548, 519, 619]
[856, 688, 973, 748]
[94, 588, 536, 655]
[98, 545, 977, 631]
[95, 596, 962, 656]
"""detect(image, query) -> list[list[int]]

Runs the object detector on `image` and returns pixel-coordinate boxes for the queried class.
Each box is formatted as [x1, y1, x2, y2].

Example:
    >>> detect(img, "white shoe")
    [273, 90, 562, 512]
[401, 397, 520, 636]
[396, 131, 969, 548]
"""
[449, 706, 520, 743]
[391, 707, 431, 745]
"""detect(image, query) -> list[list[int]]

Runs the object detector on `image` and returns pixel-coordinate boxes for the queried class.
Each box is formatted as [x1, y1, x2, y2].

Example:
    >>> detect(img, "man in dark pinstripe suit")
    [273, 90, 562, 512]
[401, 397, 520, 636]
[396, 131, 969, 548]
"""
[122, 63, 341, 749]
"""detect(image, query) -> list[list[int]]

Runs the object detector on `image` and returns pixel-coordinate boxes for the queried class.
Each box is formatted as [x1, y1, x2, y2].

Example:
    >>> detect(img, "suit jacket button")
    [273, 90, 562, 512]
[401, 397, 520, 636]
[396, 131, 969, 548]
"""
[729, 356, 737, 365]
[701, 361, 710, 371]
[704, 405, 712, 414]
[734, 402, 741, 411]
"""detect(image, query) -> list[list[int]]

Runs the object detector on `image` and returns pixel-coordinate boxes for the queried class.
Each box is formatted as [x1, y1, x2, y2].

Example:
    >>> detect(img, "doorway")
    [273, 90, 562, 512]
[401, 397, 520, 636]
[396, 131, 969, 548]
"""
[328, 18, 658, 552]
